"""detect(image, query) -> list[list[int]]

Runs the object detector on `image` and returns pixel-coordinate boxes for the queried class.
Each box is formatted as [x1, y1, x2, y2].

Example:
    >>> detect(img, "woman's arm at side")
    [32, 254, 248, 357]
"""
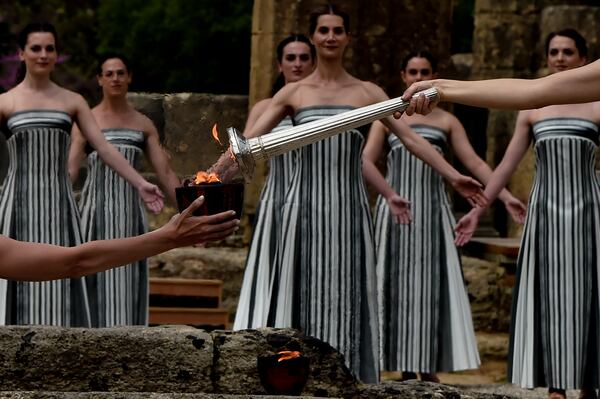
[448, 114, 526, 223]
[454, 111, 533, 244]
[143, 117, 181, 206]
[362, 121, 411, 224]
[67, 123, 87, 183]
[0, 197, 238, 281]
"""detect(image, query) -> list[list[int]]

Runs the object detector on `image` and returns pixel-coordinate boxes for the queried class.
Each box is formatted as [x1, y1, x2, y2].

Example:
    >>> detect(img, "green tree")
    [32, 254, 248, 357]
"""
[96, 0, 252, 94]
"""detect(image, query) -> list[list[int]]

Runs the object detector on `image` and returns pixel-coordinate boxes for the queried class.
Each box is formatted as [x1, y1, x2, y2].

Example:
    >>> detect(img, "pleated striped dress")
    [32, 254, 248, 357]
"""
[0, 109, 91, 327]
[233, 117, 296, 330]
[373, 125, 480, 373]
[271, 106, 380, 384]
[79, 128, 148, 327]
[508, 117, 600, 390]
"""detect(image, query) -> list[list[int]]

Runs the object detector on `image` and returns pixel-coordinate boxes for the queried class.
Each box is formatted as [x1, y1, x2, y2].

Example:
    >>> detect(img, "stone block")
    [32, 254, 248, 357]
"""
[0, 326, 212, 393]
[475, 0, 536, 14]
[473, 13, 540, 73]
[540, 6, 600, 62]
[212, 328, 357, 397]
[462, 256, 512, 332]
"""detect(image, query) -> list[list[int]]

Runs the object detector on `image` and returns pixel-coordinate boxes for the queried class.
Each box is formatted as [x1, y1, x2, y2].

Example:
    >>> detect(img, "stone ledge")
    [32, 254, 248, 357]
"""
[0, 326, 355, 397]
[0, 394, 325, 399]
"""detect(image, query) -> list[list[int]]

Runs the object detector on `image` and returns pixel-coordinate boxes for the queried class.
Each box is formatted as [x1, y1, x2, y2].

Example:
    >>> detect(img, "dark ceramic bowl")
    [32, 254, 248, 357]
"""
[257, 354, 310, 396]
[175, 182, 244, 217]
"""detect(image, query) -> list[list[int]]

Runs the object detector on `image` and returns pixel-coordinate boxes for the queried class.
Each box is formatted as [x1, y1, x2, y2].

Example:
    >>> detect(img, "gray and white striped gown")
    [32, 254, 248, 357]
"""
[79, 128, 148, 327]
[271, 106, 379, 384]
[373, 125, 480, 373]
[234, 117, 296, 329]
[0, 109, 91, 326]
[509, 117, 600, 390]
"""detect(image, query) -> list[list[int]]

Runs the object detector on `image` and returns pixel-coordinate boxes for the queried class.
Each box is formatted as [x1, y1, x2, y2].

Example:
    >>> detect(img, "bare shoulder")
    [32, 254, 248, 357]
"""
[0, 91, 11, 118]
[358, 80, 387, 102]
[61, 88, 88, 111]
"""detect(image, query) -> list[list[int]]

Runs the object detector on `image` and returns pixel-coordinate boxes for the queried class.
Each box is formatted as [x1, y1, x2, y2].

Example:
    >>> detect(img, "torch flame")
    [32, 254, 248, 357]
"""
[277, 350, 301, 362]
[195, 171, 222, 184]
[212, 123, 223, 146]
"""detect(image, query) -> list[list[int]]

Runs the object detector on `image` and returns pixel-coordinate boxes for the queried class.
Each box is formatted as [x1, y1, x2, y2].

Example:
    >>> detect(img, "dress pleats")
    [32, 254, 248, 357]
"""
[79, 128, 148, 327]
[0, 110, 90, 327]
[373, 124, 480, 373]
[508, 117, 600, 389]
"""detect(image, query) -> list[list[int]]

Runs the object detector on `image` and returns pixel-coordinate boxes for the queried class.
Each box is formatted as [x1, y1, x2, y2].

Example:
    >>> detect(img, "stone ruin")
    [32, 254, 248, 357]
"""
[0, 325, 523, 398]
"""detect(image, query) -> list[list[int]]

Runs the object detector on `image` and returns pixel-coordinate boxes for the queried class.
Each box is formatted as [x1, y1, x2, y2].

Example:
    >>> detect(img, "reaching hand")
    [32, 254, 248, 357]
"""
[454, 208, 482, 246]
[503, 196, 527, 224]
[139, 182, 165, 214]
[207, 147, 240, 182]
[398, 81, 440, 117]
[165, 196, 240, 246]
[387, 194, 412, 224]
[450, 175, 487, 208]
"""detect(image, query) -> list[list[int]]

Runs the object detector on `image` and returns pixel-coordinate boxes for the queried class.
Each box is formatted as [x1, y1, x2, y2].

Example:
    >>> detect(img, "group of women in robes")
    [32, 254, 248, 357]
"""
[4, 5, 600, 399]
[230, 4, 600, 399]
[0, 22, 179, 328]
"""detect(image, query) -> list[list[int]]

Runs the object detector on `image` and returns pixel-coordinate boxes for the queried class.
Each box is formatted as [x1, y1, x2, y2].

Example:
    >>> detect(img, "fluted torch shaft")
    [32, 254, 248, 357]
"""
[258, 88, 437, 160]
[227, 88, 438, 181]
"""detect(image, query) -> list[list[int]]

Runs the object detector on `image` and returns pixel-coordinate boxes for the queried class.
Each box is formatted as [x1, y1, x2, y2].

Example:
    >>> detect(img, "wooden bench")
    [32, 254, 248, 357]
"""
[463, 237, 521, 272]
[148, 277, 229, 329]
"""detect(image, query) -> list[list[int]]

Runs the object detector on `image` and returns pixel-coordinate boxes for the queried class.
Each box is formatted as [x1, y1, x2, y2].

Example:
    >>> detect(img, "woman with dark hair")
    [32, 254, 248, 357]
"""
[212, 4, 485, 382]
[437, 29, 600, 398]
[68, 53, 181, 327]
[233, 34, 314, 330]
[0, 22, 163, 327]
[363, 50, 526, 382]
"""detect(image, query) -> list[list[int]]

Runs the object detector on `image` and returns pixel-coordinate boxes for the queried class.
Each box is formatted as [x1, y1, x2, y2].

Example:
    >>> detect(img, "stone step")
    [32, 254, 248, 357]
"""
[0, 326, 357, 397]
[0, 393, 326, 399]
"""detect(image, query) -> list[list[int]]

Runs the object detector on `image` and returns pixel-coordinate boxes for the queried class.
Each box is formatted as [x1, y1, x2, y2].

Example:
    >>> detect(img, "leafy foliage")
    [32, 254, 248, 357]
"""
[0, 0, 252, 96]
[96, 0, 252, 94]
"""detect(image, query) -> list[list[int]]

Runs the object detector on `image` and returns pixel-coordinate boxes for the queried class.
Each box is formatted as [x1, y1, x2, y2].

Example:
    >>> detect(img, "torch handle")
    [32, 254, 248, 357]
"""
[253, 87, 438, 160]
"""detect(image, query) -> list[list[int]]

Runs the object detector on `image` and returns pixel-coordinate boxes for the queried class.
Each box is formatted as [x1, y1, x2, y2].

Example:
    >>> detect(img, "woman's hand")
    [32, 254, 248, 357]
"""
[394, 80, 441, 118]
[454, 207, 483, 246]
[450, 175, 487, 208]
[163, 196, 240, 246]
[138, 182, 165, 214]
[503, 195, 527, 224]
[387, 194, 411, 224]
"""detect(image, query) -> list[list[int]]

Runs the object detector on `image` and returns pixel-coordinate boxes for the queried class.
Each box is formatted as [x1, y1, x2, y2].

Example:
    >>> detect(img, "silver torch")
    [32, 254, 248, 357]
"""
[227, 88, 438, 181]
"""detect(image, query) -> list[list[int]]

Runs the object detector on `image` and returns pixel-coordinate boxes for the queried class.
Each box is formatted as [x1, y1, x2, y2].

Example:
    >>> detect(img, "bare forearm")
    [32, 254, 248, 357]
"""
[1, 231, 174, 281]
[362, 160, 395, 198]
[466, 160, 512, 202]
[437, 64, 598, 109]
[73, 230, 173, 275]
